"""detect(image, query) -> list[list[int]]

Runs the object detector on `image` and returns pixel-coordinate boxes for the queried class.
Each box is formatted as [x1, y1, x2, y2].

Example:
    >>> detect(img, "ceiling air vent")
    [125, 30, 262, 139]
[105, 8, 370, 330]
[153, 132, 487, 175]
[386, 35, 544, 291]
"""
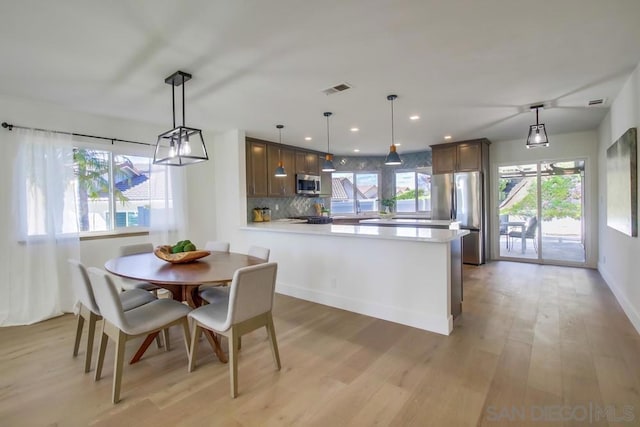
[588, 98, 607, 107]
[322, 82, 352, 95]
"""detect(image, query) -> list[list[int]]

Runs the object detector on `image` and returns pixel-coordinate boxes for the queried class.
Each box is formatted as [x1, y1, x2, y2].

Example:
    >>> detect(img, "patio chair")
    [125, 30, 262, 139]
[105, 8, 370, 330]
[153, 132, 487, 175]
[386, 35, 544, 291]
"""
[499, 214, 509, 249]
[509, 216, 538, 253]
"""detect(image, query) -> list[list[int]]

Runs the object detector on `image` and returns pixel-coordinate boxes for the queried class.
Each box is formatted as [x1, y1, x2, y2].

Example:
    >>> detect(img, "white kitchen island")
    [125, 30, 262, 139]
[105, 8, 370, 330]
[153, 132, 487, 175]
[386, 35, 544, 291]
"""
[240, 222, 468, 335]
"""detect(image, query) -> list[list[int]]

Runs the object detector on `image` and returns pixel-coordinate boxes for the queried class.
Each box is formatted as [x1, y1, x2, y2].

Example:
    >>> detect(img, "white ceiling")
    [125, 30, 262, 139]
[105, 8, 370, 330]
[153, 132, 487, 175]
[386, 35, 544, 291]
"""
[1, 0, 640, 155]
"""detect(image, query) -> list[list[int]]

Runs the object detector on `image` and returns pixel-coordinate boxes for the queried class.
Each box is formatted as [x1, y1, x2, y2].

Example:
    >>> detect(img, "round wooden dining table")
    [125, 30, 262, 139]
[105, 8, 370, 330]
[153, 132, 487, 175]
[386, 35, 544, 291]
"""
[105, 251, 266, 364]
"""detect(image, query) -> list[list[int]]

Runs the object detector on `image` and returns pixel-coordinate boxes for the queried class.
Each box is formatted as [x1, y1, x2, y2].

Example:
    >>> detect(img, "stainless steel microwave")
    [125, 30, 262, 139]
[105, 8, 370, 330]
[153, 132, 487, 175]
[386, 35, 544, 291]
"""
[296, 174, 321, 195]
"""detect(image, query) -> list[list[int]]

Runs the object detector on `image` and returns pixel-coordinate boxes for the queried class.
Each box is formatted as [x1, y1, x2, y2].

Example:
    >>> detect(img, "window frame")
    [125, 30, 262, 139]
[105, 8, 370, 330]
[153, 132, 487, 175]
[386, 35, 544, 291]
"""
[393, 167, 432, 214]
[330, 171, 381, 215]
[73, 145, 153, 237]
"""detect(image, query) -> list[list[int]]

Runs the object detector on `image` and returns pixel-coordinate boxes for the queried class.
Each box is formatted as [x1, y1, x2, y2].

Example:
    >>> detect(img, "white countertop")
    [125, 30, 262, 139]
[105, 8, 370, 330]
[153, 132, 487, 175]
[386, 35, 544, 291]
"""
[242, 222, 468, 243]
[359, 218, 459, 228]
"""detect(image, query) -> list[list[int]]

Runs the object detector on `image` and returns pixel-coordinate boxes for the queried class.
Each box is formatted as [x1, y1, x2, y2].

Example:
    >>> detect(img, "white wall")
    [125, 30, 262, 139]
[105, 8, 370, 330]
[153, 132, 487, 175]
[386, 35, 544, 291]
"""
[490, 130, 600, 266]
[597, 62, 640, 334]
[182, 129, 247, 251]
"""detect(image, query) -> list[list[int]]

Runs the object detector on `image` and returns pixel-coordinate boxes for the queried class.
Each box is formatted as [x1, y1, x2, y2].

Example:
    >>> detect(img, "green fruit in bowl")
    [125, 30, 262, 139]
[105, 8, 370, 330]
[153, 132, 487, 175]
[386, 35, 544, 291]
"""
[171, 245, 183, 254]
[183, 243, 196, 252]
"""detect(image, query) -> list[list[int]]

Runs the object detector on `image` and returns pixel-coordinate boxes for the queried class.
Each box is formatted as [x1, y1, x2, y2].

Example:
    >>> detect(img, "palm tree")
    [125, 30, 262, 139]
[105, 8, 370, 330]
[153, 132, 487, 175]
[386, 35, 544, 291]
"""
[73, 149, 128, 231]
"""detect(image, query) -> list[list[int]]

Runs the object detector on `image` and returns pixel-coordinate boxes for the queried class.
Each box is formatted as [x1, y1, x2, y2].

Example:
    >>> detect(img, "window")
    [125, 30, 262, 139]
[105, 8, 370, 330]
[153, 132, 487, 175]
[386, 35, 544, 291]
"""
[74, 148, 153, 233]
[394, 170, 431, 213]
[330, 172, 380, 214]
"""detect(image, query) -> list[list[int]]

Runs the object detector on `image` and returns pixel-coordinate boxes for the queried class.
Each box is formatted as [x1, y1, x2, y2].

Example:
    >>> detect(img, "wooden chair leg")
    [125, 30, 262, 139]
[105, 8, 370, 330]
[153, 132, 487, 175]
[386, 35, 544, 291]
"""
[73, 312, 84, 358]
[162, 328, 171, 352]
[188, 323, 201, 373]
[266, 313, 281, 370]
[85, 312, 99, 373]
[94, 325, 109, 381]
[112, 332, 127, 404]
[155, 332, 163, 349]
[181, 319, 191, 356]
[228, 328, 239, 398]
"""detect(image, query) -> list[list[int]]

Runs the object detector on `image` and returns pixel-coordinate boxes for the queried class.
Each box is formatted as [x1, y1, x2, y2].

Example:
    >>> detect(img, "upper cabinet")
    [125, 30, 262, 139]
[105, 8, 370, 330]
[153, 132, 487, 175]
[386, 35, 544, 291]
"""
[267, 145, 295, 196]
[431, 138, 490, 174]
[246, 139, 268, 197]
[246, 137, 323, 198]
[295, 151, 320, 176]
[431, 144, 457, 174]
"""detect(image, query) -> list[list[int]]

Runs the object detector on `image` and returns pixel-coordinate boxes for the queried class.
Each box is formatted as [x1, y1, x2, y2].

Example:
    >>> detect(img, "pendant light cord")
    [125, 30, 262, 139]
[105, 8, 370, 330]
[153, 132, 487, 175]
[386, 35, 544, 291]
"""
[278, 125, 283, 160]
[182, 73, 186, 127]
[326, 114, 330, 152]
[171, 83, 176, 129]
[391, 98, 395, 147]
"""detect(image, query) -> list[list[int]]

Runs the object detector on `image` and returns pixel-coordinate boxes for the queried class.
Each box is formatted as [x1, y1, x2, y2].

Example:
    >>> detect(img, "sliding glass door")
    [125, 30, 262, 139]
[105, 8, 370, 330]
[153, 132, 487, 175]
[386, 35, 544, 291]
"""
[497, 160, 585, 264]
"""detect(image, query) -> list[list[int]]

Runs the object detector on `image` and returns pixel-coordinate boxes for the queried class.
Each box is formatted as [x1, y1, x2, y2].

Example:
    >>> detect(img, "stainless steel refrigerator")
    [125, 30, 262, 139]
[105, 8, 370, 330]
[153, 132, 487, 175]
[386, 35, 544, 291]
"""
[431, 171, 485, 265]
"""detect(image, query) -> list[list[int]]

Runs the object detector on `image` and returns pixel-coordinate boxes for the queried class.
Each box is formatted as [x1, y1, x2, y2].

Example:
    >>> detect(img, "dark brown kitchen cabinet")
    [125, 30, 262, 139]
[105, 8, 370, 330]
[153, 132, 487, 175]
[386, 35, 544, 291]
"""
[267, 145, 295, 196]
[456, 142, 482, 171]
[431, 144, 457, 174]
[431, 139, 490, 174]
[295, 151, 319, 175]
[246, 139, 268, 197]
[246, 137, 324, 198]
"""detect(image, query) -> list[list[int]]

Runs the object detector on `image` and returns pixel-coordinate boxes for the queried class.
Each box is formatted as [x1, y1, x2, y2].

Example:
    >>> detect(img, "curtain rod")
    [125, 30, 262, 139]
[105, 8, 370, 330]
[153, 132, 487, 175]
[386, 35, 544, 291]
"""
[1, 121, 153, 147]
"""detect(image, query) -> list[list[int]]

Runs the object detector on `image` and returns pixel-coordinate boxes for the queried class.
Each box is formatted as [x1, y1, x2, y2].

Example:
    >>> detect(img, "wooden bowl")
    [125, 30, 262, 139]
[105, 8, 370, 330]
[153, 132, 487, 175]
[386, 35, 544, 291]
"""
[154, 245, 211, 264]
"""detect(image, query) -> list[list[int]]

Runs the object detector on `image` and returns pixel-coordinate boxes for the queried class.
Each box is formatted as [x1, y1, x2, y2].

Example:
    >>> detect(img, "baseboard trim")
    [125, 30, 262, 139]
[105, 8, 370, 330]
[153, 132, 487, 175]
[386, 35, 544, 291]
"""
[598, 262, 640, 335]
[276, 282, 452, 336]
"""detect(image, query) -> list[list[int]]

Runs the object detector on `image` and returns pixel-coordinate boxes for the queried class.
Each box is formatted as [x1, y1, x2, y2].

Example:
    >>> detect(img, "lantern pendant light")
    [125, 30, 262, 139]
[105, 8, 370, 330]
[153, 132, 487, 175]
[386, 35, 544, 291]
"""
[526, 104, 549, 148]
[322, 112, 336, 172]
[274, 124, 287, 177]
[153, 70, 209, 166]
[384, 94, 402, 165]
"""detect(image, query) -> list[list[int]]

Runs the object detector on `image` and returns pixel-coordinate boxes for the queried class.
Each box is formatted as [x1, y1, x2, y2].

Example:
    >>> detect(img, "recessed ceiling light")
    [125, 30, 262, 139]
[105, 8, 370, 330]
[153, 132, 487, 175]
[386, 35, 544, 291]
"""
[444, 135, 452, 140]
[353, 149, 360, 152]
[409, 115, 420, 120]
[304, 136, 312, 141]
[350, 127, 359, 132]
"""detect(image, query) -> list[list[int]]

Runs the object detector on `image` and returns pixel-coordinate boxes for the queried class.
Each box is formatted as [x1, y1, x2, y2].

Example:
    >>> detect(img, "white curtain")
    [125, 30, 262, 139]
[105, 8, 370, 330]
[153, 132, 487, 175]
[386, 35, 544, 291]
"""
[0, 129, 80, 326]
[149, 163, 188, 246]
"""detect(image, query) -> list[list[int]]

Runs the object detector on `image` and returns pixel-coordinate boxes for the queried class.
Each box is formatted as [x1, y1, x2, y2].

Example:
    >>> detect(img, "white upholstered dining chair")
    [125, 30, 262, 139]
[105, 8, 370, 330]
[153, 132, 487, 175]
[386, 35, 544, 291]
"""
[197, 241, 231, 294]
[204, 240, 230, 252]
[118, 243, 160, 293]
[199, 245, 270, 304]
[69, 259, 156, 373]
[188, 262, 281, 398]
[88, 267, 192, 404]
[248, 245, 270, 262]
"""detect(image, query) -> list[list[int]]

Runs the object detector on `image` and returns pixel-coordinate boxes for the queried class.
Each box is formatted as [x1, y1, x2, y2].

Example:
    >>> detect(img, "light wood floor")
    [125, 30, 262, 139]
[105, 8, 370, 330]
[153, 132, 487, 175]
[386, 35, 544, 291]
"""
[1, 262, 639, 426]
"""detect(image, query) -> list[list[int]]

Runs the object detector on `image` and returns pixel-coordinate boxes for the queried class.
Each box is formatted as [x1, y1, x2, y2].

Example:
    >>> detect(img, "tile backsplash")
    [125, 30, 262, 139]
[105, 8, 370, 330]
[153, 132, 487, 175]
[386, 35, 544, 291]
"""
[247, 196, 330, 222]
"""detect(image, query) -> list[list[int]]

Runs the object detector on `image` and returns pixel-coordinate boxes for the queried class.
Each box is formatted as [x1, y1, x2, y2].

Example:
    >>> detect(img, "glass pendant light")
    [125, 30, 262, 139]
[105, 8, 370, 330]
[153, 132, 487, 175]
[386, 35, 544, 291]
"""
[526, 104, 549, 149]
[322, 112, 336, 172]
[384, 94, 402, 165]
[153, 70, 209, 166]
[274, 124, 287, 177]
